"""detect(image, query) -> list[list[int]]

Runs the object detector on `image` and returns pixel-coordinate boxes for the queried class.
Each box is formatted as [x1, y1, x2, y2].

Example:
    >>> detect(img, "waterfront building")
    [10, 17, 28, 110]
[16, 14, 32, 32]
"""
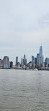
[35, 57, 37, 68]
[27, 61, 32, 69]
[3, 56, 10, 69]
[37, 45, 44, 69]
[0, 59, 3, 68]
[45, 58, 49, 67]
[39, 46, 43, 57]
[16, 62, 20, 68]
[16, 57, 18, 65]
[21, 55, 27, 68]
[32, 56, 35, 69]
[10, 61, 13, 68]
[39, 45, 43, 67]
[21, 58, 24, 67]
[37, 53, 40, 69]
[23, 54, 27, 66]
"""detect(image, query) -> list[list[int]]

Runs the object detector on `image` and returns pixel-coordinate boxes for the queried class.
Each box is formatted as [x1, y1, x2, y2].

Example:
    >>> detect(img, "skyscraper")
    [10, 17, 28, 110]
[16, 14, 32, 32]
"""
[37, 53, 40, 69]
[39, 46, 43, 57]
[3, 56, 10, 68]
[16, 57, 18, 65]
[21, 55, 27, 67]
[32, 56, 35, 65]
[32, 56, 35, 69]
[23, 54, 27, 66]
[39, 45, 43, 67]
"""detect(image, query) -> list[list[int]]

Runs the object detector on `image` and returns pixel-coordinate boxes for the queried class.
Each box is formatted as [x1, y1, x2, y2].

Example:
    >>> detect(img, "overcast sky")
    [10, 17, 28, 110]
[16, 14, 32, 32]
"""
[0, 0, 49, 63]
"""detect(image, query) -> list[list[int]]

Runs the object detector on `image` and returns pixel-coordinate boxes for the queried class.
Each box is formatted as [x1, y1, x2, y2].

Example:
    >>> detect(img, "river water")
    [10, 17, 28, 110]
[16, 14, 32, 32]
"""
[0, 69, 49, 111]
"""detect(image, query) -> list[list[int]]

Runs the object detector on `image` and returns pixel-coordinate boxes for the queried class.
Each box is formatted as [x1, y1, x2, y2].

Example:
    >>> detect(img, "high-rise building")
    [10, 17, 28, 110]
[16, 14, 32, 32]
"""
[32, 56, 35, 64]
[23, 54, 27, 66]
[21, 58, 24, 66]
[39, 46, 43, 57]
[0, 59, 3, 68]
[10, 61, 13, 68]
[32, 56, 35, 69]
[21, 55, 27, 67]
[45, 58, 49, 67]
[37, 53, 40, 68]
[35, 57, 37, 68]
[39, 45, 43, 67]
[16, 57, 18, 65]
[3, 56, 10, 69]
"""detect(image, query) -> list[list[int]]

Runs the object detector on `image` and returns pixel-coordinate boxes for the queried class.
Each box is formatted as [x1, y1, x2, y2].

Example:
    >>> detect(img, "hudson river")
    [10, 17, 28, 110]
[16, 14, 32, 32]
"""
[0, 69, 49, 111]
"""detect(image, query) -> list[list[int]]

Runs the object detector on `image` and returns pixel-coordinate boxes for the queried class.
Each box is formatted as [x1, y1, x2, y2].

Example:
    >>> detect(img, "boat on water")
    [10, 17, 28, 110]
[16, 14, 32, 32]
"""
[34, 68, 38, 71]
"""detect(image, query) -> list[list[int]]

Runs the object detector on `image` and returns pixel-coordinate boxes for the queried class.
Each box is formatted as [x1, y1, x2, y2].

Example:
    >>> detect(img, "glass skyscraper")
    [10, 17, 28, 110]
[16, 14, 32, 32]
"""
[39, 46, 43, 57]
[39, 45, 43, 67]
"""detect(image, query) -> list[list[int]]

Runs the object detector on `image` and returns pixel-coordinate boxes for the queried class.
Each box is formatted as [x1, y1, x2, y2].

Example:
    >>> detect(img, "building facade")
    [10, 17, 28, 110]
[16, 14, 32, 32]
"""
[3, 56, 10, 69]
[45, 58, 49, 67]
[32, 56, 35, 69]
[21, 55, 27, 68]
[16, 57, 18, 66]
[39, 46, 43, 67]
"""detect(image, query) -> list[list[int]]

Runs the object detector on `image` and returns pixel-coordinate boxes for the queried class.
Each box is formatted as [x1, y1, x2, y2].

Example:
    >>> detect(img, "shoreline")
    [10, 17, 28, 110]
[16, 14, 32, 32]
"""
[0, 68, 49, 71]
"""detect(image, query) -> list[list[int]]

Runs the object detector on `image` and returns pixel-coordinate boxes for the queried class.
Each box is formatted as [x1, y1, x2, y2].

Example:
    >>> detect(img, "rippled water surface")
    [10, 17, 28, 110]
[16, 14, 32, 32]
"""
[0, 69, 49, 111]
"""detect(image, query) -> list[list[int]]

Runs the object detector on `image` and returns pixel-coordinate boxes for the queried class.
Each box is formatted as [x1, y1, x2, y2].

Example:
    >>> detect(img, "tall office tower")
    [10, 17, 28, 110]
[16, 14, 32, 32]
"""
[39, 46, 43, 57]
[37, 53, 40, 68]
[23, 54, 27, 66]
[16, 57, 18, 65]
[0, 59, 3, 68]
[32, 56, 35, 69]
[45, 58, 49, 67]
[39, 45, 43, 67]
[35, 57, 37, 68]
[32, 56, 35, 65]
[21, 58, 24, 66]
[21, 55, 27, 67]
[3, 56, 10, 69]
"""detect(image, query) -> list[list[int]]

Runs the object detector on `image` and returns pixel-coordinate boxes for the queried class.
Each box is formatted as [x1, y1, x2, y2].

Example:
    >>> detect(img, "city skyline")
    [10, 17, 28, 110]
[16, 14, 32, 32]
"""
[0, 45, 48, 64]
[0, 0, 49, 63]
[0, 45, 49, 69]
[0, 43, 48, 64]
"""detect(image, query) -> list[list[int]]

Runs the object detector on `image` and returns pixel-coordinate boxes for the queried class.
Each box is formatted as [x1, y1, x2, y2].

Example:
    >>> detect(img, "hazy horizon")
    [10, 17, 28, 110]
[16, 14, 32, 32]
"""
[0, 0, 49, 63]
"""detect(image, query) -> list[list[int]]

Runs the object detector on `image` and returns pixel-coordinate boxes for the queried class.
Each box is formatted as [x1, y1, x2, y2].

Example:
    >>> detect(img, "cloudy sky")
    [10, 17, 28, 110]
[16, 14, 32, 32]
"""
[0, 0, 49, 63]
